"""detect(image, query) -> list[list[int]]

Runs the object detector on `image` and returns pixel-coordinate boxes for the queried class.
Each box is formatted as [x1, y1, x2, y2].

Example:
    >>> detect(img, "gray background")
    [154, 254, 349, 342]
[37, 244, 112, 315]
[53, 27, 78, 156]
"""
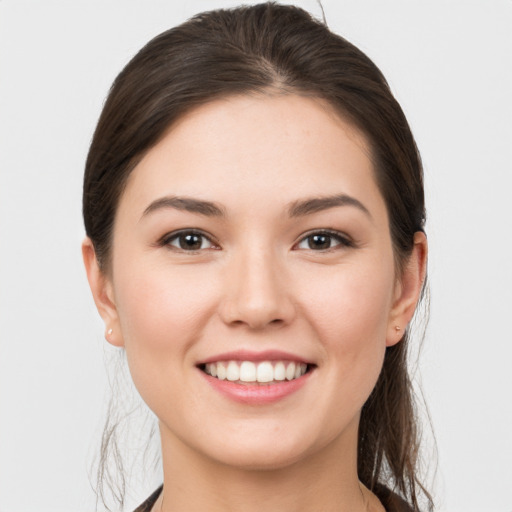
[1, 1, 511, 510]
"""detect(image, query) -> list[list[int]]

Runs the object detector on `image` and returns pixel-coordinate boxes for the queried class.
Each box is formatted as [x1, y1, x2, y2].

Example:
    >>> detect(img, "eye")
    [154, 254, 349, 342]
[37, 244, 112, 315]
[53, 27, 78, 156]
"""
[161, 230, 217, 251]
[295, 230, 353, 251]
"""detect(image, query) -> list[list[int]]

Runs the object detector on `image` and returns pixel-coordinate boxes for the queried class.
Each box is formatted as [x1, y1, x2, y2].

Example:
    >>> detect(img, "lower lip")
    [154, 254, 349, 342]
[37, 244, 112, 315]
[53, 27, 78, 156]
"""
[199, 370, 312, 405]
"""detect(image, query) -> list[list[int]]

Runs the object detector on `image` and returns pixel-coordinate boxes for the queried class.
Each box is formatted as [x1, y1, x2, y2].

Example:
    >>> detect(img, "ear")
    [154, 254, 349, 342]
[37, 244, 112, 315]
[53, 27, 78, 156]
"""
[82, 237, 124, 347]
[386, 231, 428, 347]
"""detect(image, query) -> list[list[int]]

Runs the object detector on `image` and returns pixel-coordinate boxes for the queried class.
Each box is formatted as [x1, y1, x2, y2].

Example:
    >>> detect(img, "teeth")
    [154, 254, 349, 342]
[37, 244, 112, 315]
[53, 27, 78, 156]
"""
[285, 362, 296, 381]
[256, 361, 274, 383]
[274, 362, 286, 381]
[239, 361, 256, 382]
[204, 360, 308, 383]
[216, 362, 227, 380]
[226, 361, 239, 381]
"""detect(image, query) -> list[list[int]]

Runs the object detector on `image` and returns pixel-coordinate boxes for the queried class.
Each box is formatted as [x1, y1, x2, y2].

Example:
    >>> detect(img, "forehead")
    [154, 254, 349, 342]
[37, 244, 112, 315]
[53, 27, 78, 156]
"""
[118, 93, 385, 221]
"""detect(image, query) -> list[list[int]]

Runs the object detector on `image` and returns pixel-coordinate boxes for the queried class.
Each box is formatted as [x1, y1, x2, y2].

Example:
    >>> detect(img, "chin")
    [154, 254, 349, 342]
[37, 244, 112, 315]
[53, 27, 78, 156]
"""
[195, 420, 348, 473]
[210, 443, 308, 472]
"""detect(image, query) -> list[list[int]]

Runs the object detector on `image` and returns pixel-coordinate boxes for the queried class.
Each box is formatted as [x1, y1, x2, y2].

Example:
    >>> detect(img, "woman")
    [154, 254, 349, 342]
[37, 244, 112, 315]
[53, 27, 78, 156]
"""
[82, 3, 432, 511]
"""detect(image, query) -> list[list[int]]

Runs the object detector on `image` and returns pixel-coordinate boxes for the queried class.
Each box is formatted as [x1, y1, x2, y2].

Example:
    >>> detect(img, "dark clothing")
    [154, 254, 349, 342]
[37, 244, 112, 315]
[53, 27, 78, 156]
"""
[133, 484, 414, 512]
[375, 484, 416, 511]
[133, 486, 163, 512]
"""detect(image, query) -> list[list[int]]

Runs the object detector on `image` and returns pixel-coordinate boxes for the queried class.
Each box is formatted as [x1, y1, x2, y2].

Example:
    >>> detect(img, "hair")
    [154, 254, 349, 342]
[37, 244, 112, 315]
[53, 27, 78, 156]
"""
[83, 2, 433, 510]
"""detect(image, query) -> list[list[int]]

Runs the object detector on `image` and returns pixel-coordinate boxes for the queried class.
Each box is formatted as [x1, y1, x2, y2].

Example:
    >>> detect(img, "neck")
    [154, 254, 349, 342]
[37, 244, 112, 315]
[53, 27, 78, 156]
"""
[156, 420, 374, 512]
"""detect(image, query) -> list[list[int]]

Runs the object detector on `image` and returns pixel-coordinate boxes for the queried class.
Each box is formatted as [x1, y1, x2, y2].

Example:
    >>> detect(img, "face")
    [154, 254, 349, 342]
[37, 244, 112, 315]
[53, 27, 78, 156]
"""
[91, 94, 410, 471]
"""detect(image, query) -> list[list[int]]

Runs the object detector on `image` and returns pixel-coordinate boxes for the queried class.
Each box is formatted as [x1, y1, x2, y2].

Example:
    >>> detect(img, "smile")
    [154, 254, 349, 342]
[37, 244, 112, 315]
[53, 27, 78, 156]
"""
[203, 360, 308, 384]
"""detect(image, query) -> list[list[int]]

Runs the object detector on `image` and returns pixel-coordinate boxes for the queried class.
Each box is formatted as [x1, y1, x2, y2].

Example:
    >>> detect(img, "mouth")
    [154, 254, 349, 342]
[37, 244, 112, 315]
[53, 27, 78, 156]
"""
[199, 360, 313, 385]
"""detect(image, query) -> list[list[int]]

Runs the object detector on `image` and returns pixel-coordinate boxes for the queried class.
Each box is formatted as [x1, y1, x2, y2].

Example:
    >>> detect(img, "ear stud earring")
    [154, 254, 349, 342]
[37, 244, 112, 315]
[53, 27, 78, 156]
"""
[106, 328, 113, 339]
[395, 326, 401, 333]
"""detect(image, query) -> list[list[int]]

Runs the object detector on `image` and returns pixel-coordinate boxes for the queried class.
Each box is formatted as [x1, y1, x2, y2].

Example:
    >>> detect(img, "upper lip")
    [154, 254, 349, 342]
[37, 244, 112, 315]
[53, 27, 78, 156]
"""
[197, 349, 313, 366]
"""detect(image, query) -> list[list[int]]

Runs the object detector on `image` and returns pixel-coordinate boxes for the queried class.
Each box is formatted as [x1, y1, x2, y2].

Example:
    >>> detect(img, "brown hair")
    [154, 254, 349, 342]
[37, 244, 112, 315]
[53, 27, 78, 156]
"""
[84, 2, 433, 510]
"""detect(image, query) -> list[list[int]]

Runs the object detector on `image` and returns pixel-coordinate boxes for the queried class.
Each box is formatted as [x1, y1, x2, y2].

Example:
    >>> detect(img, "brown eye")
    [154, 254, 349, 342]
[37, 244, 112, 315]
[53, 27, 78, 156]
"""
[296, 231, 352, 251]
[307, 234, 332, 250]
[164, 231, 215, 251]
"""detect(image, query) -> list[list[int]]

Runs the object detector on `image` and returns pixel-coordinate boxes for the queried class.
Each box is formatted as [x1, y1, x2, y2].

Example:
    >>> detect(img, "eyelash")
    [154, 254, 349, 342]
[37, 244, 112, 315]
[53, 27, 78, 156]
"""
[158, 229, 354, 253]
[159, 229, 219, 252]
[294, 229, 354, 251]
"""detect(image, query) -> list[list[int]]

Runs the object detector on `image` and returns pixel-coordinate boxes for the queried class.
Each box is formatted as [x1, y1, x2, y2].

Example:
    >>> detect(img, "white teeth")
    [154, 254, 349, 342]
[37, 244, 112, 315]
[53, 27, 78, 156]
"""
[285, 362, 296, 381]
[204, 360, 308, 383]
[256, 361, 274, 383]
[216, 362, 227, 380]
[226, 361, 240, 381]
[239, 361, 256, 382]
[274, 362, 286, 381]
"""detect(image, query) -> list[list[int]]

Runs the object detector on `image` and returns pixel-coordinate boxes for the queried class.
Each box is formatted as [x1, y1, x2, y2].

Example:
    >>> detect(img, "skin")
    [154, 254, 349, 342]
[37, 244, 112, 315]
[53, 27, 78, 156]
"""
[83, 94, 427, 512]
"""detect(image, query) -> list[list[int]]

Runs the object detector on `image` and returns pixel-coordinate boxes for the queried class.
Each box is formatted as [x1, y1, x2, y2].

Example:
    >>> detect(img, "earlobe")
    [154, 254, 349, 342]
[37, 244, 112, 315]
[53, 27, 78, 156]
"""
[82, 237, 124, 347]
[386, 232, 428, 347]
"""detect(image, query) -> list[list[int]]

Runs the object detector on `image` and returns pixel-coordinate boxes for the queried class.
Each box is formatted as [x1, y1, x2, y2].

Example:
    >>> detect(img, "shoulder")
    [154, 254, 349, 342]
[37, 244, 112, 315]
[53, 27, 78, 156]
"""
[132, 486, 163, 512]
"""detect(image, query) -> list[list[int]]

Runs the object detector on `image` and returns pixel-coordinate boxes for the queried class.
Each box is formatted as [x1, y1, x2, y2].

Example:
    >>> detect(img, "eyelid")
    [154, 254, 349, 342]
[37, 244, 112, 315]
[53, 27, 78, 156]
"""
[293, 229, 354, 250]
[158, 229, 220, 251]
[156, 228, 353, 252]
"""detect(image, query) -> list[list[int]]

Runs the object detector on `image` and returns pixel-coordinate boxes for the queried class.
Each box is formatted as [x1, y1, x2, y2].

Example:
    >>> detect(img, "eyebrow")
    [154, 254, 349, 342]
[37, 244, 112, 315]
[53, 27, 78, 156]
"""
[287, 194, 371, 219]
[141, 196, 225, 219]
[141, 193, 371, 220]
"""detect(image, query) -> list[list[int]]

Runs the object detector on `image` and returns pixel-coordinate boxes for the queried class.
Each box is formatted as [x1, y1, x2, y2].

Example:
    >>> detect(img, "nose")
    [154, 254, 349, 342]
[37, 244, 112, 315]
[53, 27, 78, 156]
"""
[219, 248, 296, 330]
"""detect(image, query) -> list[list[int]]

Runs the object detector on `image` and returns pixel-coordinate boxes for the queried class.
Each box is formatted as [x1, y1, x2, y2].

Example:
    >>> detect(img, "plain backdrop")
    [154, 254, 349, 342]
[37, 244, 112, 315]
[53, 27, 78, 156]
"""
[1, 1, 511, 511]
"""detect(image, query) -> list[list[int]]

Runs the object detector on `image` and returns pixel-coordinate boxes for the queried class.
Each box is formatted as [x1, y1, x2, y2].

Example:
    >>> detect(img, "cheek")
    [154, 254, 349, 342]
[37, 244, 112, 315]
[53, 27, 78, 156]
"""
[300, 260, 395, 343]
[297, 259, 394, 391]
[115, 262, 219, 346]
[112, 262, 220, 404]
